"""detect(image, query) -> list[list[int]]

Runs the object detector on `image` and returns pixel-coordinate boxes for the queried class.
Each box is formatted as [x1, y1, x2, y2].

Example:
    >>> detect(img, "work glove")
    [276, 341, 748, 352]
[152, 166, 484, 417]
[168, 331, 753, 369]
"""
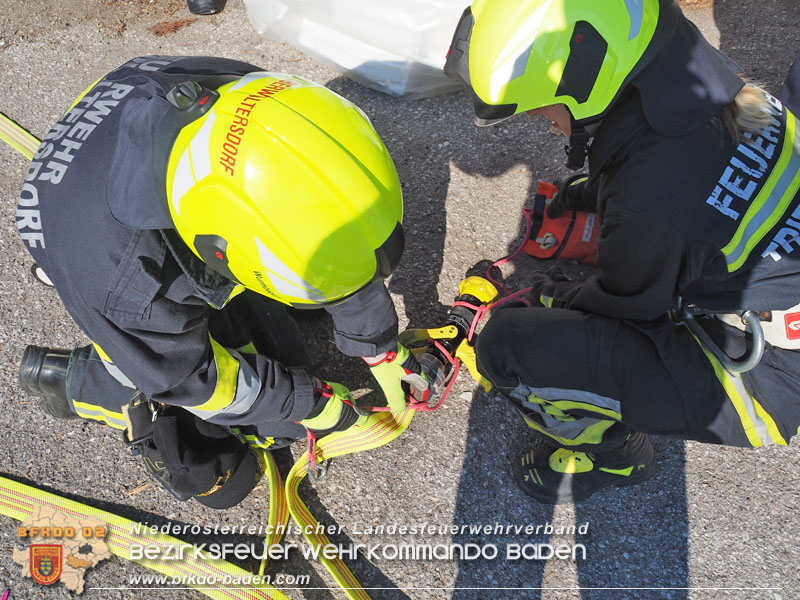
[299, 380, 367, 437]
[363, 343, 429, 414]
[530, 267, 571, 308]
[546, 173, 592, 218]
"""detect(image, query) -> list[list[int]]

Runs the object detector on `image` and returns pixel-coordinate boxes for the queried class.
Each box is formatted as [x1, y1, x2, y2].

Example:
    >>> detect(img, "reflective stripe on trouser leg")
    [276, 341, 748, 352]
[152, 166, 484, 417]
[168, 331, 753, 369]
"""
[65, 345, 133, 429]
[475, 308, 634, 451]
[92, 342, 136, 388]
[694, 337, 787, 447]
[71, 399, 128, 429]
[508, 383, 626, 449]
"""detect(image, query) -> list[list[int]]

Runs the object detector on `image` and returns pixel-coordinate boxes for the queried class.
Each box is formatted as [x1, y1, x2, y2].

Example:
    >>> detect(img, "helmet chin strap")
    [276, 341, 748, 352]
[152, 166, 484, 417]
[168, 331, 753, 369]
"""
[564, 114, 589, 170]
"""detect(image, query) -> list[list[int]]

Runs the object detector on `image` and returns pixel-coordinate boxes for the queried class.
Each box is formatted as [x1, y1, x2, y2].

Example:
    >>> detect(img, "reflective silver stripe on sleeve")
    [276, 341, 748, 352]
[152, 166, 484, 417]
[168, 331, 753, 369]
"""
[185, 347, 261, 419]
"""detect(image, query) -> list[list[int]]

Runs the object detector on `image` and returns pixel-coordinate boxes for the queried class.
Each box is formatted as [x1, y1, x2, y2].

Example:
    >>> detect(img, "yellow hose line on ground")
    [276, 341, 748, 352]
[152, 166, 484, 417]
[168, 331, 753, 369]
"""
[282, 409, 416, 600]
[0, 112, 39, 160]
[259, 450, 289, 577]
[0, 412, 416, 599]
[1, 115, 419, 598]
[0, 475, 290, 599]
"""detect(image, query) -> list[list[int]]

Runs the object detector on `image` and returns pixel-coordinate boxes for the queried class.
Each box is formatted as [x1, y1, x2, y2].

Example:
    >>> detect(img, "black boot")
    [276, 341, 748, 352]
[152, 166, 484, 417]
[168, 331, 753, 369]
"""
[18, 346, 77, 419]
[514, 432, 656, 504]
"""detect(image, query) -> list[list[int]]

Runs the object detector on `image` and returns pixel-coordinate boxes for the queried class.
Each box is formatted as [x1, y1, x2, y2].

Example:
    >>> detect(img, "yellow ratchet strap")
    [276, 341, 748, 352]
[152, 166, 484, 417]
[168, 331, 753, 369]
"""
[454, 338, 492, 392]
[398, 325, 458, 349]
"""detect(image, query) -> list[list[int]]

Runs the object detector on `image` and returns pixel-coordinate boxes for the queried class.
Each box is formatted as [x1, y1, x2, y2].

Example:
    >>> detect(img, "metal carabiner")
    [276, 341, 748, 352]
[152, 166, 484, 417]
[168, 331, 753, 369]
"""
[675, 300, 765, 373]
[305, 460, 329, 483]
[536, 232, 558, 250]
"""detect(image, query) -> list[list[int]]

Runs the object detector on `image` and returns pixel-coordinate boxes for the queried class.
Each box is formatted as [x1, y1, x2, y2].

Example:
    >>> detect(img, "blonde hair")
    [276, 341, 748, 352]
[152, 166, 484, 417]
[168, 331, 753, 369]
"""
[721, 83, 775, 142]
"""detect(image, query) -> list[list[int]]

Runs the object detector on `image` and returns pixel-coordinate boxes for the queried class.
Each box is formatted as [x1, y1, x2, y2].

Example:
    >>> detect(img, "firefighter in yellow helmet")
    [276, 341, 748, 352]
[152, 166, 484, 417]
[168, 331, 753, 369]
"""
[445, 0, 800, 504]
[16, 56, 427, 508]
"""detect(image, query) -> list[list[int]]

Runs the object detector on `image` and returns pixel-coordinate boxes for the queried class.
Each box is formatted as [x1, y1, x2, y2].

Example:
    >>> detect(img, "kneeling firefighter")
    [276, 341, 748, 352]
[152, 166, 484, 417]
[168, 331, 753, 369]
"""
[16, 56, 427, 508]
[444, 0, 800, 503]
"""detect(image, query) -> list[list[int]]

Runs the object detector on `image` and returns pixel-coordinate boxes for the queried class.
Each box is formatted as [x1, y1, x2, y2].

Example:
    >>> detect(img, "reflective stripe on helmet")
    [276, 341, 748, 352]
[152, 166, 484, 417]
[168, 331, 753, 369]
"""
[170, 112, 217, 217]
[624, 0, 645, 40]
[452, 0, 665, 123]
[489, 3, 549, 104]
[255, 238, 327, 303]
[226, 71, 304, 93]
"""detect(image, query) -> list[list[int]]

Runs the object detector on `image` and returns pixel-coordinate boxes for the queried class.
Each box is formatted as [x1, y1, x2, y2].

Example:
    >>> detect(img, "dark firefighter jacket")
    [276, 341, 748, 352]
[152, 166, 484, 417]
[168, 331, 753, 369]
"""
[15, 56, 399, 426]
[532, 16, 800, 443]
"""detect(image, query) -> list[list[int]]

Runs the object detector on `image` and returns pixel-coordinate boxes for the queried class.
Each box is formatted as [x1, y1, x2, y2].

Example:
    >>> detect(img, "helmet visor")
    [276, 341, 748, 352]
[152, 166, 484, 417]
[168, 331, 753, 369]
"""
[445, 7, 518, 127]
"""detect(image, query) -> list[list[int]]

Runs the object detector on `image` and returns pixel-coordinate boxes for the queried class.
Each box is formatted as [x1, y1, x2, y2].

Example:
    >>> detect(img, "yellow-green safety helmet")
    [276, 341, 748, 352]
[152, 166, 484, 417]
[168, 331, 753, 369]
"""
[444, 0, 681, 126]
[165, 72, 404, 308]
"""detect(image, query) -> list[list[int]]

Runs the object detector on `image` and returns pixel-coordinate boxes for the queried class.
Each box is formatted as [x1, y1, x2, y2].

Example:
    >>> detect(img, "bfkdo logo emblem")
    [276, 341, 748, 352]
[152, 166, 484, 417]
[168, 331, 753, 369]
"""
[784, 311, 800, 340]
[30, 544, 62, 585]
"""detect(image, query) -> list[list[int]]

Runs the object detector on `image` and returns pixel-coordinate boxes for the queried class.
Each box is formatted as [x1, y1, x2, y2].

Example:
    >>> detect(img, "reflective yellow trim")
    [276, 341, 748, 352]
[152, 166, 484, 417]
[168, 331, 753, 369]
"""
[752, 398, 788, 445]
[67, 77, 103, 113]
[72, 401, 126, 430]
[701, 348, 761, 446]
[694, 340, 787, 446]
[231, 428, 276, 449]
[549, 449, 593, 474]
[92, 342, 112, 363]
[600, 466, 634, 476]
[244, 435, 275, 449]
[722, 112, 800, 271]
[191, 336, 240, 413]
[526, 396, 622, 423]
[237, 342, 258, 355]
[521, 413, 615, 446]
[527, 394, 574, 421]
[221, 284, 247, 308]
[548, 399, 622, 421]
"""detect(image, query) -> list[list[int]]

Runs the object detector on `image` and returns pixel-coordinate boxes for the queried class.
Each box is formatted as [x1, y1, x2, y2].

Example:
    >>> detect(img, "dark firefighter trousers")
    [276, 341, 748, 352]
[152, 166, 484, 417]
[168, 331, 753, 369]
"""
[475, 307, 798, 451]
[63, 293, 312, 449]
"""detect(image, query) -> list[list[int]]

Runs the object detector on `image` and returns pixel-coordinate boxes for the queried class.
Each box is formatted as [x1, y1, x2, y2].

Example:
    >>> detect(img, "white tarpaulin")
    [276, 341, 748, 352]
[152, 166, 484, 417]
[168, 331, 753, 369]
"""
[243, 0, 471, 98]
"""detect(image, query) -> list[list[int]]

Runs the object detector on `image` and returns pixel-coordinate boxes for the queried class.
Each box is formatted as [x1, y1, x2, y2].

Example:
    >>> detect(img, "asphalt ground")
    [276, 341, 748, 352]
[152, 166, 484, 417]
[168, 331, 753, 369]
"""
[0, 1, 799, 599]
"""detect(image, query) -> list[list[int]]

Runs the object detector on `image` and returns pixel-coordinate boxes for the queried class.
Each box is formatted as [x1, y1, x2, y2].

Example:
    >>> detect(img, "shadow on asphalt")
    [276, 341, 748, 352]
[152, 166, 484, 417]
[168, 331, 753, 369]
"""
[444, 3, 799, 596]
[326, 66, 693, 598]
[451, 399, 690, 600]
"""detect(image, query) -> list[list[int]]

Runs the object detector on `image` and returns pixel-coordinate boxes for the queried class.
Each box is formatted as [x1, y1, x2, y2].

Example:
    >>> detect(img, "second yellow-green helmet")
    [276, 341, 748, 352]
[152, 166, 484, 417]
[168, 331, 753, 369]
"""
[444, 0, 681, 126]
[165, 72, 404, 307]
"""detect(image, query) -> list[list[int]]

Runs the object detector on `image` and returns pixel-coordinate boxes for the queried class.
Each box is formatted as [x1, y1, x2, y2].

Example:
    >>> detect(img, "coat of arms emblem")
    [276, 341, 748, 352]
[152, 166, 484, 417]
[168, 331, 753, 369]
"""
[30, 544, 62, 585]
